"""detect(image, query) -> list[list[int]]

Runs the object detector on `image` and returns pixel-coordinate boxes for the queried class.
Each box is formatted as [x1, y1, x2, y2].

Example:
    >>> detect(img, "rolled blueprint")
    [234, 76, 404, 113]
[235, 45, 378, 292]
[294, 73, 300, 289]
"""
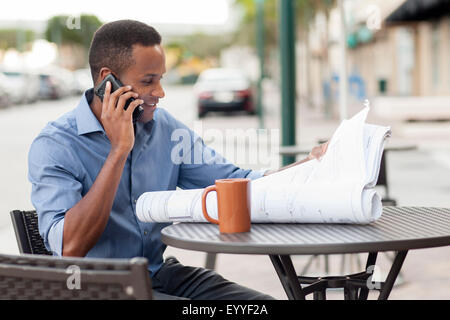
[136, 106, 389, 225]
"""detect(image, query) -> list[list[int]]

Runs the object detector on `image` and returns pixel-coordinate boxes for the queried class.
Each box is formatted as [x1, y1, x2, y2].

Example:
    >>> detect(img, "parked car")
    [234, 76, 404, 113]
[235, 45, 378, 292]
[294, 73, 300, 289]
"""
[193, 68, 255, 118]
[0, 73, 11, 108]
[36, 65, 79, 100]
[37, 72, 63, 100]
[0, 69, 40, 105]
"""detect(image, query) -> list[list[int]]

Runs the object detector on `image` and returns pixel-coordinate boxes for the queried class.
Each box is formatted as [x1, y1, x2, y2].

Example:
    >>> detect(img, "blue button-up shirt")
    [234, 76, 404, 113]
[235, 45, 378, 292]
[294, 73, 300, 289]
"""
[28, 89, 265, 275]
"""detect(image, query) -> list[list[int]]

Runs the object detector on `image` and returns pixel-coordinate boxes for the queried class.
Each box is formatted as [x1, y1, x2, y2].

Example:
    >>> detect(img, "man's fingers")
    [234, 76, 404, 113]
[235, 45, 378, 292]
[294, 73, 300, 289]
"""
[102, 81, 112, 113]
[125, 99, 144, 118]
[108, 85, 132, 110]
[322, 141, 329, 153]
[116, 91, 138, 111]
[308, 141, 329, 161]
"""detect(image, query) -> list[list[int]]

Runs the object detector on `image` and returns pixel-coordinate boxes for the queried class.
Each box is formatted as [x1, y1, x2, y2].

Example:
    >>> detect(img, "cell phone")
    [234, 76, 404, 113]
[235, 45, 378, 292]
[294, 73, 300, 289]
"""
[94, 73, 144, 123]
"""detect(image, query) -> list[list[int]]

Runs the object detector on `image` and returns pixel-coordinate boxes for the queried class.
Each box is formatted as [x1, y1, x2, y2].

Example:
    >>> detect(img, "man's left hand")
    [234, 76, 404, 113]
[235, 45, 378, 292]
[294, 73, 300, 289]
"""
[307, 141, 329, 161]
[263, 141, 330, 176]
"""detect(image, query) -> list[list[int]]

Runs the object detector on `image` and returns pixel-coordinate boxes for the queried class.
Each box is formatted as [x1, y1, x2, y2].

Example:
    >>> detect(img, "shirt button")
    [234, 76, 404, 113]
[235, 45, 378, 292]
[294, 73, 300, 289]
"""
[134, 199, 137, 204]
[144, 230, 148, 235]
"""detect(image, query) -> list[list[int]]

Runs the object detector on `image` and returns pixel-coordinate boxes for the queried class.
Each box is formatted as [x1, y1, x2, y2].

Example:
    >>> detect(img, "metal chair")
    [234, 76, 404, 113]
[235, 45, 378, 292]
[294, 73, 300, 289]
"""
[10, 210, 51, 255]
[7, 210, 153, 299]
[0, 253, 153, 299]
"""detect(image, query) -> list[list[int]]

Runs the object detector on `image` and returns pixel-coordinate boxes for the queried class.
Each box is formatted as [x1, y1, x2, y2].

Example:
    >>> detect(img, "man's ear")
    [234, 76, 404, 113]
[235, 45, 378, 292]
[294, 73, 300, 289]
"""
[96, 67, 113, 85]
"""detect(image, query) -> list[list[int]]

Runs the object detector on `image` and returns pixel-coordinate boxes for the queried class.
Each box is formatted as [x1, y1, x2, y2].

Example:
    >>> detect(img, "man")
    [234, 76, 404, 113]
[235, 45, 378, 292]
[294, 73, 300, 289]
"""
[28, 20, 327, 300]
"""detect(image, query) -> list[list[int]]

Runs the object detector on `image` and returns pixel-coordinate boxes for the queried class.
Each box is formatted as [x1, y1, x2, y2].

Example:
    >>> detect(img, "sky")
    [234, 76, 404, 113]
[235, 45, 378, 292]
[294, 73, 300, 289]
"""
[0, 0, 230, 25]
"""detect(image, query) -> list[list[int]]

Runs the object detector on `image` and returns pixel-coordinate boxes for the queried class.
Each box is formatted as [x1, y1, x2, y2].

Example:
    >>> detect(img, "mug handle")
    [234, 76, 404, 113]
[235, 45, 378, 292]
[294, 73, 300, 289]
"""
[202, 185, 219, 225]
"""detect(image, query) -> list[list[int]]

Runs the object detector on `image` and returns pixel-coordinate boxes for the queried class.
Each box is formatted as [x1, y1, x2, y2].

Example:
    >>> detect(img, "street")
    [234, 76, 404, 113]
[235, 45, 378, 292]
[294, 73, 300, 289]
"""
[0, 84, 449, 299]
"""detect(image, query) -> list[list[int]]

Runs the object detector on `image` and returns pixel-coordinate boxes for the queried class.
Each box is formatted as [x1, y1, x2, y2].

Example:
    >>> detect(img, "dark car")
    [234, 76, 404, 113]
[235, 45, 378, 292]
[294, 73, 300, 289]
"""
[38, 73, 64, 100]
[194, 68, 255, 118]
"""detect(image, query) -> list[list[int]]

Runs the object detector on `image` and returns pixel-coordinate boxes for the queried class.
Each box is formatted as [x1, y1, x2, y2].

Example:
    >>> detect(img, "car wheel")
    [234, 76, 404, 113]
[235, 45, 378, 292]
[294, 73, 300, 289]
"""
[198, 111, 207, 118]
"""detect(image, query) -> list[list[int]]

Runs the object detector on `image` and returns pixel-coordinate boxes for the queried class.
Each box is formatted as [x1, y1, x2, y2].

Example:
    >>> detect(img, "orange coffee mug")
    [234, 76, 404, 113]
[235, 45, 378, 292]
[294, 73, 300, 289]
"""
[202, 178, 251, 233]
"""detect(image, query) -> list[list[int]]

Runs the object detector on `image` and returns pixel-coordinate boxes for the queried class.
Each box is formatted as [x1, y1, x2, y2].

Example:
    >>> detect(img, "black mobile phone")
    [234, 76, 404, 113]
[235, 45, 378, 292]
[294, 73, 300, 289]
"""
[94, 73, 144, 123]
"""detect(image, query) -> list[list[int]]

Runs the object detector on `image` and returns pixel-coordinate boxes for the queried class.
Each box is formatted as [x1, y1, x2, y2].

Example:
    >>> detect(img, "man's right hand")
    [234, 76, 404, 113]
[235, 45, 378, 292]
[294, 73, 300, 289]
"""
[100, 81, 144, 155]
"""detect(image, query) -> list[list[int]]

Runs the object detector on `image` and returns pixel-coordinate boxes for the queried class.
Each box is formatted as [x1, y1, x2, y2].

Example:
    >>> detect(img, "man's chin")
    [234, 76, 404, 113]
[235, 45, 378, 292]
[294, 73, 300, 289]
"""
[137, 104, 157, 123]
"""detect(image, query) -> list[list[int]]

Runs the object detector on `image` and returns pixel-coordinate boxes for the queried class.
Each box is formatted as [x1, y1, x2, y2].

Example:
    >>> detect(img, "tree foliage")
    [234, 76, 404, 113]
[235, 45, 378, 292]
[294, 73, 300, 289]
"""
[233, 0, 335, 47]
[44, 14, 102, 49]
[0, 29, 35, 51]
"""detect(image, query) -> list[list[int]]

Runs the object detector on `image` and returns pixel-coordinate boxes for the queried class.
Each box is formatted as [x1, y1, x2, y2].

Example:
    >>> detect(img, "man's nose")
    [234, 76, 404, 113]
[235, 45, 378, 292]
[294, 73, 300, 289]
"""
[152, 83, 165, 98]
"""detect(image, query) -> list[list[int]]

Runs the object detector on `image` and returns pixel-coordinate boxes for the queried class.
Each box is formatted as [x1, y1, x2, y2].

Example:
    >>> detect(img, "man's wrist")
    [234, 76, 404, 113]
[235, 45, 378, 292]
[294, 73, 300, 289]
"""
[108, 147, 129, 162]
[263, 169, 276, 176]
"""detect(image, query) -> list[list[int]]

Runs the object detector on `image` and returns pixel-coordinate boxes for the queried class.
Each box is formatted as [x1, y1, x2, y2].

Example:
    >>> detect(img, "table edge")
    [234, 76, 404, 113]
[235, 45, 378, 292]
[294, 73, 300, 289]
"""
[161, 231, 450, 255]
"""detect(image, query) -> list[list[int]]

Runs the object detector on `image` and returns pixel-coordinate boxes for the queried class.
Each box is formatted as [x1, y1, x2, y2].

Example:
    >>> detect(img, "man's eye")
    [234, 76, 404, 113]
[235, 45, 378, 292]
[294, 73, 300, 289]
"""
[142, 80, 153, 85]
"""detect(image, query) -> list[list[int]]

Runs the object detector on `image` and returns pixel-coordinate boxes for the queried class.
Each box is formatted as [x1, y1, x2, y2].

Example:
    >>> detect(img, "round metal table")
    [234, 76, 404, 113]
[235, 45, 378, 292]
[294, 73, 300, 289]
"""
[162, 206, 450, 300]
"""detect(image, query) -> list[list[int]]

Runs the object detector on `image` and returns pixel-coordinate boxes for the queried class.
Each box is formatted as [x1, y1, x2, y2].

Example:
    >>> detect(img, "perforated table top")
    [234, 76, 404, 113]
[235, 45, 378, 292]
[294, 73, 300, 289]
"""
[161, 207, 450, 255]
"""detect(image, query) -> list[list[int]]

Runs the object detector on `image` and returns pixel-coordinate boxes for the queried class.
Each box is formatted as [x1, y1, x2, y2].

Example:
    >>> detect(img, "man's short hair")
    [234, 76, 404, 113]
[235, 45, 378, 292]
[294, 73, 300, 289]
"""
[88, 20, 161, 83]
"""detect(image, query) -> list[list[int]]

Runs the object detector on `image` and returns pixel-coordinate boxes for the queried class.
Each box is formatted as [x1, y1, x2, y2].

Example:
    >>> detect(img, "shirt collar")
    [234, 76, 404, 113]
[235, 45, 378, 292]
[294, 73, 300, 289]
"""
[74, 88, 157, 136]
[136, 119, 155, 135]
[75, 88, 105, 136]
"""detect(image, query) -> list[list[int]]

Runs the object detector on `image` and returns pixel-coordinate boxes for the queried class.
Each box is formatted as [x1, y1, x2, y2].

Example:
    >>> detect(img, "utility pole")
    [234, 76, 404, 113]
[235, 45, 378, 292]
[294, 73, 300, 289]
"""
[256, 0, 265, 129]
[338, 0, 348, 120]
[279, 0, 297, 166]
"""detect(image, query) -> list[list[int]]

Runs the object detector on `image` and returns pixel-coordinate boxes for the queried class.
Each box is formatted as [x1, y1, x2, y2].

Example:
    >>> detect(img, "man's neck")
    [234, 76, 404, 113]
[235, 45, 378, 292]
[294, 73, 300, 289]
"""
[89, 95, 103, 125]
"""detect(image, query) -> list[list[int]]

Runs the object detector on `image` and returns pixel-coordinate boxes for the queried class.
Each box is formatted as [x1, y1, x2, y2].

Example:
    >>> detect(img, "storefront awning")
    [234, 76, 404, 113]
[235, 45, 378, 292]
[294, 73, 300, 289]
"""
[386, 0, 450, 22]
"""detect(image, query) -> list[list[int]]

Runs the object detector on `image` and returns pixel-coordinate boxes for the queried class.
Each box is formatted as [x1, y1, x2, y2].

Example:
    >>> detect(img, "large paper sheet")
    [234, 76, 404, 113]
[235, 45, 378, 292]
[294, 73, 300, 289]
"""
[136, 107, 391, 224]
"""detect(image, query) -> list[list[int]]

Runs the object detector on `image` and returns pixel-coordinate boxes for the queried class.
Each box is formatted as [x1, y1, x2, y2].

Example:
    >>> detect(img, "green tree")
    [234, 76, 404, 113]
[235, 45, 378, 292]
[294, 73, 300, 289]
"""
[44, 14, 102, 49]
[233, 0, 278, 49]
[176, 32, 233, 59]
[233, 0, 335, 46]
[0, 29, 35, 51]
[44, 14, 102, 69]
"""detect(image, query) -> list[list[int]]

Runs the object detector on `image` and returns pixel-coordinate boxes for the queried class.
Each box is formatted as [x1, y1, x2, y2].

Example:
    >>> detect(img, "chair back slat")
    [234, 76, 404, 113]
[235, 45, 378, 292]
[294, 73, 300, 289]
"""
[10, 210, 52, 255]
[0, 253, 152, 300]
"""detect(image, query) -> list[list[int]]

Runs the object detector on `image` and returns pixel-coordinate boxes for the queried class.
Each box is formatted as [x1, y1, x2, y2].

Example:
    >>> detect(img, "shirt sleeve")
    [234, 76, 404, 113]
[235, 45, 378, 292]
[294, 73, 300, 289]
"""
[176, 129, 265, 189]
[28, 134, 83, 256]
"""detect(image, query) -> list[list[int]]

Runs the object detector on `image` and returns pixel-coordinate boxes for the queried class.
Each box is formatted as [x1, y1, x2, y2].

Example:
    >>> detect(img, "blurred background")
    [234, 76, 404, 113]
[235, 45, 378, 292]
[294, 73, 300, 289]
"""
[0, 0, 449, 299]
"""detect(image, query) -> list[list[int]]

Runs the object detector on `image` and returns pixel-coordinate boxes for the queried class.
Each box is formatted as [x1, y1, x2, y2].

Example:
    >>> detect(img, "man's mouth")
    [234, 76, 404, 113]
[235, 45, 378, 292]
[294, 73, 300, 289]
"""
[143, 102, 157, 109]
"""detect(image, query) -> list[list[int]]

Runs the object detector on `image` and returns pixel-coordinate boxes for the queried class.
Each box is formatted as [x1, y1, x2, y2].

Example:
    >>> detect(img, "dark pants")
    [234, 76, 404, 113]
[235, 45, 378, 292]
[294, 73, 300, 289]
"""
[151, 256, 275, 300]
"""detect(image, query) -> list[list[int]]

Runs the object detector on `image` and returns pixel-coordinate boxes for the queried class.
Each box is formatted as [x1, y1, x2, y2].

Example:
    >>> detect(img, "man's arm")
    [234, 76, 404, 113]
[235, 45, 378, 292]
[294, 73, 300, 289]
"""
[62, 150, 127, 256]
[62, 82, 143, 257]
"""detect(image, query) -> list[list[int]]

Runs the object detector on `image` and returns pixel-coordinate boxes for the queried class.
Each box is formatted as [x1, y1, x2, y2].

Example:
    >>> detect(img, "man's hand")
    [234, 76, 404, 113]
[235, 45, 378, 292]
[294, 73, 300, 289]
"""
[263, 141, 330, 176]
[101, 81, 144, 155]
[307, 141, 329, 161]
